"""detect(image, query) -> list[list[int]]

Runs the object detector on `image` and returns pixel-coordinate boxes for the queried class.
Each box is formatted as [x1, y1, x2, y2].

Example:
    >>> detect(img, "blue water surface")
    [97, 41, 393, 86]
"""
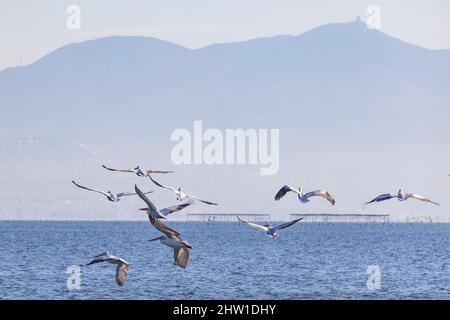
[0, 221, 449, 299]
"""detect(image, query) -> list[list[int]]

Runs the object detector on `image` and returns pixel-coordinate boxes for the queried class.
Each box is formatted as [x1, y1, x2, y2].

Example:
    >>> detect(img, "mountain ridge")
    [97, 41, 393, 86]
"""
[0, 20, 449, 218]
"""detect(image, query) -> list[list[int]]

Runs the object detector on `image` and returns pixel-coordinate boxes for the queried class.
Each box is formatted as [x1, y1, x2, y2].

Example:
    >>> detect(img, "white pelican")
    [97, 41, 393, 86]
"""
[102, 164, 173, 177]
[72, 180, 153, 202]
[364, 189, 440, 207]
[148, 175, 218, 206]
[148, 217, 192, 268]
[82, 252, 129, 286]
[237, 216, 303, 239]
[275, 185, 335, 205]
[135, 184, 193, 220]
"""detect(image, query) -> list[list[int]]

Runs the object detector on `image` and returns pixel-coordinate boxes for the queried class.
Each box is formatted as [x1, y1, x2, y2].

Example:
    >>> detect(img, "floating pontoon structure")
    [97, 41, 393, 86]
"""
[187, 213, 271, 222]
[290, 213, 390, 223]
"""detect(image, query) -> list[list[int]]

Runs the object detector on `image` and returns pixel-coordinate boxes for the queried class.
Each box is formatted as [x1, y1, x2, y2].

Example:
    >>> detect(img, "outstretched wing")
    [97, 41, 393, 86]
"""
[148, 175, 177, 192]
[85, 258, 106, 266]
[149, 216, 182, 240]
[85, 252, 111, 265]
[173, 248, 190, 268]
[148, 170, 174, 174]
[364, 193, 395, 206]
[72, 181, 109, 197]
[273, 218, 303, 231]
[275, 185, 299, 201]
[102, 164, 134, 173]
[304, 190, 336, 205]
[237, 216, 269, 232]
[160, 200, 194, 216]
[189, 195, 218, 206]
[134, 185, 158, 212]
[115, 261, 129, 286]
[116, 190, 154, 198]
[406, 193, 440, 206]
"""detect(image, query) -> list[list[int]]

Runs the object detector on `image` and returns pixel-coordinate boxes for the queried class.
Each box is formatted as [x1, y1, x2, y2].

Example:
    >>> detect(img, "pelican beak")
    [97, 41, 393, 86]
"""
[138, 208, 147, 211]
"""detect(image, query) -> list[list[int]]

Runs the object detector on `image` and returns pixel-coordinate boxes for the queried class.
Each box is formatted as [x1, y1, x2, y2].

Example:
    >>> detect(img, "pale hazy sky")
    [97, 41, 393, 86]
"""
[1, 0, 450, 71]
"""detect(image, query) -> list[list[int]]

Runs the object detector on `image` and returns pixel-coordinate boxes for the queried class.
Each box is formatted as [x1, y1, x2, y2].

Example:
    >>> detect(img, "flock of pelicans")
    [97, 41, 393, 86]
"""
[73, 164, 442, 286]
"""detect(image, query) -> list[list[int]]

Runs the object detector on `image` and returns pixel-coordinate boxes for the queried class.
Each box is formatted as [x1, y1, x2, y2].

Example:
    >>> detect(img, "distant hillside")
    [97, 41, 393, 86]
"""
[0, 20, 449, 219]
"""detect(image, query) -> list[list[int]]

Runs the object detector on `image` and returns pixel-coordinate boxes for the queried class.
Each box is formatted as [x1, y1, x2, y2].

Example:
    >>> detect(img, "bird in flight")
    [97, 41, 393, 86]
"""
[275, 185, 335, 205]
[148, 175, 218, 206]
[72, 180, 153, 202]
[134, 184, 194, 220]
[102, 164, 173, 177]
[364, 189, 440, 208]
[148, 216, 192, 268]
[237, 216, 303, 239]
[81, 252, 129, 286]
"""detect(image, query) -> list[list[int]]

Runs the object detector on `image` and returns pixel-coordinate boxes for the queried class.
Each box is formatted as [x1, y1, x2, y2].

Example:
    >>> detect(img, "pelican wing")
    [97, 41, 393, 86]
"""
[134, 185, 158, 212]
[189, 195, 218, 206]
[94, 251, 109, 258]
[406, 193, 440, 206]
[85, 252, 113, 265]
[72, 181, 109, 197]
[116, 190, 154, 198]
[149, 216, 182, 240]
[304, 190, 336, 205]
[237, 216, 269, 232]
[275, 185, 300, 200]
[102, 164, 134, 173]
[364, 193, 395, 206]
[148, 170, 174, 174]
[160, 200, 194, 216]
[273, 218, 303, 231]
[115, 261, 129, 286]
[86, 257, 107, 265]
[148, 175, 177, 192]
[174, 248, 190, 268]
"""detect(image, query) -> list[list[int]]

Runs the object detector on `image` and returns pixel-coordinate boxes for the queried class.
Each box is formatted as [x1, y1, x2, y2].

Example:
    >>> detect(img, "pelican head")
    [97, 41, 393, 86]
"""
[267, 230, 278, 238]
[264, 224, 271, 228]
[107, 191, 118, 201]
[397, 189, 406, 201]
[176, 187, 184, 200]
[182, 240, 192, 249]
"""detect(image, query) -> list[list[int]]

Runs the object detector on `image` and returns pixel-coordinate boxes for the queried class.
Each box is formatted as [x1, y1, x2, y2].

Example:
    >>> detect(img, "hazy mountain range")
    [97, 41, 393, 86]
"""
[1, 20, 449, 220]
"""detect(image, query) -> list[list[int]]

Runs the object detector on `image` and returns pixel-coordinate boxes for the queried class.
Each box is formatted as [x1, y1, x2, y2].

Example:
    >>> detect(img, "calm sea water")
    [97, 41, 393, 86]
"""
[0, 221, 449, 300]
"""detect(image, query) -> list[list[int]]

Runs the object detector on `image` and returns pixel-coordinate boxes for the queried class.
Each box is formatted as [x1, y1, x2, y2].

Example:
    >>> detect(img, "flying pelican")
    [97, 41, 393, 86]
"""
[148, 217, 192, 268]
[237, 216, 303, 239]
[275, 185, 335, 205]
[102, 164, 173, 177]
[72, 180, 153, 202]
[134, 184, 193, 220]
[364, 189, 440, 207]
[148, 175, 218, 206]
[82, 252, 129, 286]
